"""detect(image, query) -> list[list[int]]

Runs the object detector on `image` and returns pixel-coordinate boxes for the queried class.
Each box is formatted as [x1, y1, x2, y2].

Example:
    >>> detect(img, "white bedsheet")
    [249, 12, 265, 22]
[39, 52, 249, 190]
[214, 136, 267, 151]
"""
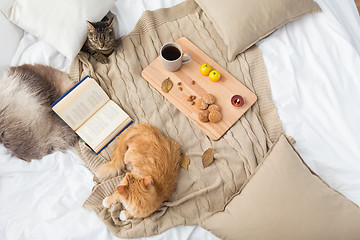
[259, 0, 360, 205]
[0, 12, 23, 78]
[0, 0, 360, 239]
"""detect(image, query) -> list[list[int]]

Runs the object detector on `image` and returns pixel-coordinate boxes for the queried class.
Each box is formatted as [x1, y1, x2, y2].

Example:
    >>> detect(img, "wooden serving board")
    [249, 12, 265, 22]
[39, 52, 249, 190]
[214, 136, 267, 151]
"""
[141, 37, 257, 140]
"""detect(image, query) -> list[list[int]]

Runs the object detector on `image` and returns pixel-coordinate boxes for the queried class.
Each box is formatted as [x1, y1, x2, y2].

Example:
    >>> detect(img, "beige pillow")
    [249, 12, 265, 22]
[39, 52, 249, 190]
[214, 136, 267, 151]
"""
[195, 0, 321, 61]
[202, 135, 360, 240]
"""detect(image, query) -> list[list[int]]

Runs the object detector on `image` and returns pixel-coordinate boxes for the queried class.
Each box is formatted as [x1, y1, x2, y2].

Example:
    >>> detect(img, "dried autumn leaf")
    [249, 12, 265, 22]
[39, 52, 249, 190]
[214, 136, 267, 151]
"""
[202, 148, 214, 168]
[161, 77, 173, 93]
[180, 155, 190, 170]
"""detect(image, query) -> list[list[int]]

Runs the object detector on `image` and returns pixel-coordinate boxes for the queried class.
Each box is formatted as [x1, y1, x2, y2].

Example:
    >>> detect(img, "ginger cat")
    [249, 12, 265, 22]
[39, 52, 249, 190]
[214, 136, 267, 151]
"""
[95, 123, 182, 221]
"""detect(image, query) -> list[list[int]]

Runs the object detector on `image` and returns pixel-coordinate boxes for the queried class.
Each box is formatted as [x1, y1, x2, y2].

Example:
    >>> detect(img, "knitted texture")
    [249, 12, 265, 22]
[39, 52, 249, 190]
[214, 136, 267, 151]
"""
[69, 0, 283, 238]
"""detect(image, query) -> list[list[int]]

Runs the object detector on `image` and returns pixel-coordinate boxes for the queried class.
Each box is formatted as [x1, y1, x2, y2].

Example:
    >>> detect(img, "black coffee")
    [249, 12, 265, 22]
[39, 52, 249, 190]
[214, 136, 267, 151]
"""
[162, 46, 181, 61]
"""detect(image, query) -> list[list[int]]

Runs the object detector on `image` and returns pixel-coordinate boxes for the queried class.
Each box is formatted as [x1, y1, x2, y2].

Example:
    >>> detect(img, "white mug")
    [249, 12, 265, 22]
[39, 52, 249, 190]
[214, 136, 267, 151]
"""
[160, 43, 191, 72]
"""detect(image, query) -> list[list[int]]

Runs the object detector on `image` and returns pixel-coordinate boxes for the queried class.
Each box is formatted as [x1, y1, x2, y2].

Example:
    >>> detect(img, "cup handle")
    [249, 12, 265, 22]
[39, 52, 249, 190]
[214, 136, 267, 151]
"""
[182, 53, 192, 64]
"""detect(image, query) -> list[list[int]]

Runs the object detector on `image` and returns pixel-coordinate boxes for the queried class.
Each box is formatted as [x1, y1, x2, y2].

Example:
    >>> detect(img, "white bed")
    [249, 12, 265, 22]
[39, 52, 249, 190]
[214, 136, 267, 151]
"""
[0, 0, 360, 239]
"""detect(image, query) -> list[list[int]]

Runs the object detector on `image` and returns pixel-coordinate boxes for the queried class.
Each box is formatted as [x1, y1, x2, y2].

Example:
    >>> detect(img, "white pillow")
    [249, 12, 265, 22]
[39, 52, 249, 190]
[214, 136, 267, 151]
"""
[1, 0, 116, 61]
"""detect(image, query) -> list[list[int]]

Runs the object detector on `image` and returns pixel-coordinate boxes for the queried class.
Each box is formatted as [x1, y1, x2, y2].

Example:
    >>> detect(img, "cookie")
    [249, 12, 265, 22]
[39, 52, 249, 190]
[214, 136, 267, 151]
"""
[196, 98, 208, 110]
[198, 109, 210, 122]
[202, 93, 216, 105]
[208, 110, 222, 123]
[208, 104, 221, 113]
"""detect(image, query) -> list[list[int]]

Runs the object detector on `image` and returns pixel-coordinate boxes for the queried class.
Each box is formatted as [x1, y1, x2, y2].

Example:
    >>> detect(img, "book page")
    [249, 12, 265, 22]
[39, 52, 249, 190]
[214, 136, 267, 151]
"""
[52, 77, 109, 130]
[75, 100, 132, 152]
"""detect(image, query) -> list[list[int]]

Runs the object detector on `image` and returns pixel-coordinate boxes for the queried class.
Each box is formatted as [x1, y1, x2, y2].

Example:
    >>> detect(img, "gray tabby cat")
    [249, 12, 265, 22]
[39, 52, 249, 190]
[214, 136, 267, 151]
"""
[0, 64, 78, 161]
[82, 17, 115, 63]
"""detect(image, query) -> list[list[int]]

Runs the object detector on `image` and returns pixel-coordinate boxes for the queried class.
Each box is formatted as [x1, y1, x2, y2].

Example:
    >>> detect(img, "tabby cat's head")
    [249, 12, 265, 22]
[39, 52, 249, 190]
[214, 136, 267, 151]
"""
[86, 17, 115, 50]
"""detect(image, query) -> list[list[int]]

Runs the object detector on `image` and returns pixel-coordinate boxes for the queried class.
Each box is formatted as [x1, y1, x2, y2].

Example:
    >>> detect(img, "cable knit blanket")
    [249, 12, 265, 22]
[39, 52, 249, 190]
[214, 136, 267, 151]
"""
[68, 0, 283, 238]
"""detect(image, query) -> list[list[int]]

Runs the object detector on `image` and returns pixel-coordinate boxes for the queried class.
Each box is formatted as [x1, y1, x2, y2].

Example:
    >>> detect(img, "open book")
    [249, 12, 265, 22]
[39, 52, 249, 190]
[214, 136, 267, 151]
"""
[52, 76, 133, 154]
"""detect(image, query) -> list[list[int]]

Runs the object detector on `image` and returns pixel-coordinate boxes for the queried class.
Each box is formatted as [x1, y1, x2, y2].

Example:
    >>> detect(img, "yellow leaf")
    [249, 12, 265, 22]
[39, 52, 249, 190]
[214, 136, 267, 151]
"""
[161, 77, 173, 93]
[202, 148, 214, 168]
[180, 155, 190, 170]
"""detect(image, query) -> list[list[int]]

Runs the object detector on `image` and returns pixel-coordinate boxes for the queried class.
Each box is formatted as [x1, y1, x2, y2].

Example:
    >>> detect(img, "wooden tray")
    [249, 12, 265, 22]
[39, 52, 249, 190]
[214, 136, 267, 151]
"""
[141, 37, 257, 140]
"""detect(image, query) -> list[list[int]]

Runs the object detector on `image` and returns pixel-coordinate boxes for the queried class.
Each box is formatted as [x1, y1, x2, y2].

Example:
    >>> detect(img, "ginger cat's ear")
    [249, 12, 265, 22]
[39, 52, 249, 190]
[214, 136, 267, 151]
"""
[117, 173, 130, 194]
[117, 185, 127, 194]
[144, 176, 153, 187]
[122, 173, 130, 184]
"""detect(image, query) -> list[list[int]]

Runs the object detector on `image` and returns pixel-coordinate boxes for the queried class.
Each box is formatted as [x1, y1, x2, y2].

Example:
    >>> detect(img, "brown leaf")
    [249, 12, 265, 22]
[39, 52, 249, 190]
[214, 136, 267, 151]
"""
[161, 77, 173, 93]
[202, 148, 214, 168]
[180, 155, 190, 170]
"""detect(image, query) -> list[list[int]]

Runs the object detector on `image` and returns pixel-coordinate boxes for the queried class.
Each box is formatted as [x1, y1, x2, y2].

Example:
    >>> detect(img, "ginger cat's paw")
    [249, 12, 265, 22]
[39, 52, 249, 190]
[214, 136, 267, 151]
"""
[119, 209, 133, 221]
[119, 210, 127, 221]
[95, 162, 118, 181]
[102, 197, 111, 208]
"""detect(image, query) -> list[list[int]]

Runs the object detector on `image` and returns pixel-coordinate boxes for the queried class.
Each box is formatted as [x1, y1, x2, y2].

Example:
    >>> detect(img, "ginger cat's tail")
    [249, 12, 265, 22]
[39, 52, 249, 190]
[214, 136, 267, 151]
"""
[95, 126, 138, 181]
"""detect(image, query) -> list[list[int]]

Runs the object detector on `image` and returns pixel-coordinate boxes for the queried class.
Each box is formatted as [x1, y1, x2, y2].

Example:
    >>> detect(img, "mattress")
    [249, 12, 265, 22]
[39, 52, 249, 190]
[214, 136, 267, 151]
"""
[0, 0, 359, 239]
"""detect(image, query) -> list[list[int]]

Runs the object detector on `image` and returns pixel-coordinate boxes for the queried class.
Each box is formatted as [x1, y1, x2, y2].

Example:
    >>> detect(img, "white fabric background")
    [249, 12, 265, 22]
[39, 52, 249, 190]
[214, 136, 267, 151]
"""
[0, 0, 359, 239]
[259, 0, 360, 205]
[0, 12, 23, 78]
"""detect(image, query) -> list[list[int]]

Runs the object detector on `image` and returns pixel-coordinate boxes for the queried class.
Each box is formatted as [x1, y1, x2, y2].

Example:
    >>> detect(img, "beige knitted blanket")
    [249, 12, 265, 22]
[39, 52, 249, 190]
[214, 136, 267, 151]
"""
[69, 0, 283, 238]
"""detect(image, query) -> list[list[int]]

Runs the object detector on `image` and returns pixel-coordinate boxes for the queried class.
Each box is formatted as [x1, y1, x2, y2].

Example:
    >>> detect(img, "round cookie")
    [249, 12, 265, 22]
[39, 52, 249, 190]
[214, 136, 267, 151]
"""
[198, 109, 210, 122]
[202, 93, 216, 105]
[196, 98, 208, 110]
[209, 110, 222, 123]
[208, 104, 221, 113]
